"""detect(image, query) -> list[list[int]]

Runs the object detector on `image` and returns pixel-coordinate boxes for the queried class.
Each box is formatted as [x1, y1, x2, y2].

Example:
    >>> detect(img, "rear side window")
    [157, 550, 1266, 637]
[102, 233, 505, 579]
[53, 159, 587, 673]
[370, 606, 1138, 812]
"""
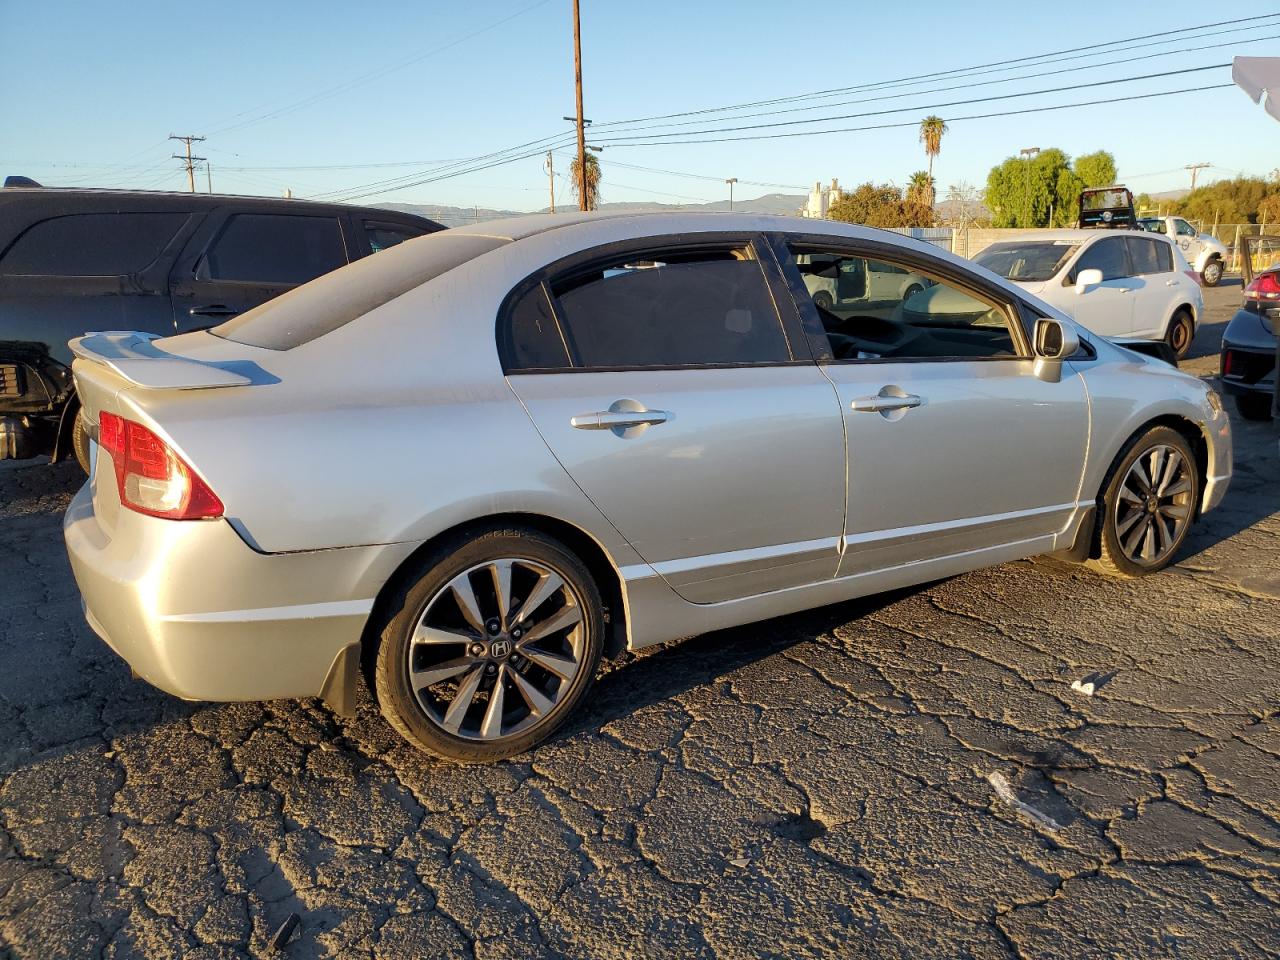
[0, 212, 187, 277]
[1126, 237, 1171, 275]
[1070, 237, 1129, 282]
[547, 248, 791, 369]
[202, 214, 346, 284]
[365, 220, 425, 253]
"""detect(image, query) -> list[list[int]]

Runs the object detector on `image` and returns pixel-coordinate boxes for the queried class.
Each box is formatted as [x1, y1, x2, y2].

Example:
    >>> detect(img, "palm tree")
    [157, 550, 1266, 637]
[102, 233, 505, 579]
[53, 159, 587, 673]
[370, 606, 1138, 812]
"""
[569, 152, 602, 211]
[918, 116, 948, 204]
[906, 171, 934, 206]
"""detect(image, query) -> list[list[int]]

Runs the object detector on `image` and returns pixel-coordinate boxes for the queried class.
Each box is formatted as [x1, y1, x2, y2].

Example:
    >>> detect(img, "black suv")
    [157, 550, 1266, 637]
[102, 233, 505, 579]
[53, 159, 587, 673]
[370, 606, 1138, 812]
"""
[0, 184, 441, 468]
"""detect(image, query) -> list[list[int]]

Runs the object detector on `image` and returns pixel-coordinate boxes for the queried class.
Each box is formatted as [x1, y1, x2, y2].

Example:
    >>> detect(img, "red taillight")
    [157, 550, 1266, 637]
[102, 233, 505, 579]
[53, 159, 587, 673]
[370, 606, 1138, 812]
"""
[1223, 350, 1236, 377]
[98, 412, 223, 520]
[1244, 271, 1280, 301]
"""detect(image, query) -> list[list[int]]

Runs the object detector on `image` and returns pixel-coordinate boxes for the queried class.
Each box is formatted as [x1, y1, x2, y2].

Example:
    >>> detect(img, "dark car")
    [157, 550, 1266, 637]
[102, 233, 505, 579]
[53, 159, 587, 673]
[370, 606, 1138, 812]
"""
[1220, 264, 1279, 420]
[0, 184, 442, 468]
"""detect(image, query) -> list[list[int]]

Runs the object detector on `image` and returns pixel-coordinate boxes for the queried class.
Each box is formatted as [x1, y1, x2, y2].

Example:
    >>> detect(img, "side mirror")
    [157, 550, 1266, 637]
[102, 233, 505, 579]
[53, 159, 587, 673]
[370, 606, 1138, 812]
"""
[1033, 317, 1079, 383]
[1074, 268, 1103, 295]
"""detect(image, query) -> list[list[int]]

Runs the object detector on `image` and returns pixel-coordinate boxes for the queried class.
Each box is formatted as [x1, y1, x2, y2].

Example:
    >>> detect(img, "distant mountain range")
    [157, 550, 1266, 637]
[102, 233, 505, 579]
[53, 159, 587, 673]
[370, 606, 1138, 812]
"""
[379, 192, 806, 226]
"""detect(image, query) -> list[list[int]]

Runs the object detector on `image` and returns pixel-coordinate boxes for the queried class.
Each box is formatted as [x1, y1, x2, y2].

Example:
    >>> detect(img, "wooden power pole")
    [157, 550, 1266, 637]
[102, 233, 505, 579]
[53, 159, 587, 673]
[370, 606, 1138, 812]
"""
[169, 134, 206, 193]
[546, 151, 556, 213]
[572, 0, 587, 211]
[1185, 162, 1209, 192]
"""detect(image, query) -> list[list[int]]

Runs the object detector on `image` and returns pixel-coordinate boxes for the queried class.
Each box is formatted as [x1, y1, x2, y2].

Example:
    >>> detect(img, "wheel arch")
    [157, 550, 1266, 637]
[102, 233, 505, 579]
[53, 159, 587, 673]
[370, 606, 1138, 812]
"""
[358, 511, 631, 694]
[1086, 412, 1209, 559]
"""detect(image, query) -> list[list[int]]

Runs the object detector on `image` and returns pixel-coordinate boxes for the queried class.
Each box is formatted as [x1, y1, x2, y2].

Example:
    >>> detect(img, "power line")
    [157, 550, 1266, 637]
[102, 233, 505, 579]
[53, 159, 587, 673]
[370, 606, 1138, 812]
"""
[202, 0, 555, 136]
[594, 64, 1233, 144]
[595, 29, 1278, 137]
[590, 12, 1280, 130]
[599, 84, 1234, 148]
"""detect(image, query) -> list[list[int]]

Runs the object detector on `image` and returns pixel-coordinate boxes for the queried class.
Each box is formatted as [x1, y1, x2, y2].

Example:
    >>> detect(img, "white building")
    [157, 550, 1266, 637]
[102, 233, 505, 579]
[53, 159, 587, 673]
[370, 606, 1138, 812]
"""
[802, 178, 843, 218]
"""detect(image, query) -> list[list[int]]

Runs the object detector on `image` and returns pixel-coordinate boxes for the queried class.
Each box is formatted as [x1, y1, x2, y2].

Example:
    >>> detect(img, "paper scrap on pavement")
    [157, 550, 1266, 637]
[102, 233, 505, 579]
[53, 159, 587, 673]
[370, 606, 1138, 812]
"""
[987, 772, 1064, 832]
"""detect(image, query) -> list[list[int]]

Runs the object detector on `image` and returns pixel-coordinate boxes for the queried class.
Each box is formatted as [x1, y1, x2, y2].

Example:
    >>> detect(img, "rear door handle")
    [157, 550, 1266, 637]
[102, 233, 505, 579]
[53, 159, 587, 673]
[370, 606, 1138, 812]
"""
[189, 304, 239, 318]
[850, 394, 922, 413]
[571, 409, 670, 430]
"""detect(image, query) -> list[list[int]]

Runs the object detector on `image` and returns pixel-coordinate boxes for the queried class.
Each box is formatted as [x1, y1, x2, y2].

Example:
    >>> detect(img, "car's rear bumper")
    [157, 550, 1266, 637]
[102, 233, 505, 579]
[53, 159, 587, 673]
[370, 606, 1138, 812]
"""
[63, 481, 416, 707]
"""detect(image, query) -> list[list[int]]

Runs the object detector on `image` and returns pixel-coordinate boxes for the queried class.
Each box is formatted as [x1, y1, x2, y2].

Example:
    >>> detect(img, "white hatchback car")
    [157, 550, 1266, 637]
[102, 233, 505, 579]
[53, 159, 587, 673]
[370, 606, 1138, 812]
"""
[972, 230, 1203, 359]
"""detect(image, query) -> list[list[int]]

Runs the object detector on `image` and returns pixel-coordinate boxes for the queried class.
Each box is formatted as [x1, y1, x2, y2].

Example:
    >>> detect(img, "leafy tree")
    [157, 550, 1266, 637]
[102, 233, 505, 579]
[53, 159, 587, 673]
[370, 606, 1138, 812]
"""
[569, 152, 602, 211]
[919, 116, 947, 202]
[1259, 193, 1280, 227]
[1170, 176, 1280, 224]
[984, 147, 1110, 226]
[828, 182, 933, 227]
[1074, 151, 1117, 188]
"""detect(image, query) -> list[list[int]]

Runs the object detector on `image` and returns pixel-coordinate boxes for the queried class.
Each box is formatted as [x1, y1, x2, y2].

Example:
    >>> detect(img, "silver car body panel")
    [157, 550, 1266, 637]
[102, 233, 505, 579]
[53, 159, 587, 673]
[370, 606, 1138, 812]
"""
[64, 212, 1232, 709]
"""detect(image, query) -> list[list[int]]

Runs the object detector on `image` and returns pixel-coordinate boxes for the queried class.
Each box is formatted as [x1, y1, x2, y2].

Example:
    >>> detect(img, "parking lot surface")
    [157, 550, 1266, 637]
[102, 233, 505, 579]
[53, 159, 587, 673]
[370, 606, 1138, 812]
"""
[1, 283, 1278, 959]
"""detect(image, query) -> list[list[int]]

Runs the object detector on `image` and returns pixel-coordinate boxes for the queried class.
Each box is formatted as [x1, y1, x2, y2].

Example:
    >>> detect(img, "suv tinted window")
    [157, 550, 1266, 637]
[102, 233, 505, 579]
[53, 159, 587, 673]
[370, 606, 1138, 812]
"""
[549, 248, 790, 368]
[1071, 237, 1129, 282]
[0, 212, 187, 277]
[787, 248, 1021, 361]
[1126, 236, 1171, 275]
[203, 214, 346, 284]
[365, 220, 424, 253]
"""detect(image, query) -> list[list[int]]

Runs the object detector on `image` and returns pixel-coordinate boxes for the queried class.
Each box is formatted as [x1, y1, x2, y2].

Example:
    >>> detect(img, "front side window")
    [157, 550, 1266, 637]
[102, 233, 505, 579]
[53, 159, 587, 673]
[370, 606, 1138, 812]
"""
[974, 241, 1079, 282]
[201, 214, 346, 284]
[547, 247, 791, 369]
[1175, 219, 1197, 237]
[1, 212, 187, 277]
[1070, 237, 1129, 282]
[787, 248, 1022, 361]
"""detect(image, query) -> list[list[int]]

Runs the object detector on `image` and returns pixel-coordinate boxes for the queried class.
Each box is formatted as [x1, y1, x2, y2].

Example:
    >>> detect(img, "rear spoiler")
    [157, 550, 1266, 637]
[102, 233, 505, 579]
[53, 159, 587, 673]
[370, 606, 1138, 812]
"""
[1109, 337, 1178, 366]
[69, 331, 252, 389]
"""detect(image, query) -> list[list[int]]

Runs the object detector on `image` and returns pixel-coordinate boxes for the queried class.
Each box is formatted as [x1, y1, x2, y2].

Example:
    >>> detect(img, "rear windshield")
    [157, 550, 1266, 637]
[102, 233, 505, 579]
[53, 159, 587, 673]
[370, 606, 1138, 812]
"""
[212, 232, 506, 350]
[973, 241, 1079, 282]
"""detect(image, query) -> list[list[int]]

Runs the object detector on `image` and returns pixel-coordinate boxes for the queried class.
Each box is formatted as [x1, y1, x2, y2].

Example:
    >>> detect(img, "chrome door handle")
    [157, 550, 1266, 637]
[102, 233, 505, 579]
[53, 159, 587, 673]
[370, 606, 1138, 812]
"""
[850, 394, 922, 413]
[571, 409, 670, 430]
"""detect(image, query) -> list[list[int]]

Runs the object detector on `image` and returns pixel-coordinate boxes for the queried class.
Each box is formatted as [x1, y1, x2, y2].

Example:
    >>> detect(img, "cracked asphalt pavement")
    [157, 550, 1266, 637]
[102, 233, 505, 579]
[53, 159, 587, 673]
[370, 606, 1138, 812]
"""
[2, 283, 1278, 959]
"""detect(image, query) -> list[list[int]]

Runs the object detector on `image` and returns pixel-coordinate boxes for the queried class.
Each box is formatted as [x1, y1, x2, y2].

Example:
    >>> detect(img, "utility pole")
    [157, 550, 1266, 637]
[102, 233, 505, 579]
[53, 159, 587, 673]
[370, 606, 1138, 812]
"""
[169, 134, 206, 193]
[205, 162, 212, 194]
[1185, 162, 1209, 191]
[1019, 146, 1040, 226]
[546, 151, 556, 213]
[571, 0, 587, 211]
[725, 177, 738, 212]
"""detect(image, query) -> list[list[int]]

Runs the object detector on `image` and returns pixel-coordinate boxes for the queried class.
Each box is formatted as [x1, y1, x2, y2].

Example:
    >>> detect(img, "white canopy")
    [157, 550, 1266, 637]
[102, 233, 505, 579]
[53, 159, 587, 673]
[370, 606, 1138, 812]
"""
[1233, 56, 1280, 123]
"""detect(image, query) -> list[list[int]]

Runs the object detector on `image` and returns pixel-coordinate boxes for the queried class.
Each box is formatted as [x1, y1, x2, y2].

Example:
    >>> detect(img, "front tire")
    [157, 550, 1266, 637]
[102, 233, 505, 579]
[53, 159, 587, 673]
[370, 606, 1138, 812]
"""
[812, 290, 834, 311]
[1201, 258, 1223, 287]
[1091, 426, 1200, 578]
[1235, 392, 1274, 421]
[1165, 309, 1194, 360]
[373, 526, 604, 762]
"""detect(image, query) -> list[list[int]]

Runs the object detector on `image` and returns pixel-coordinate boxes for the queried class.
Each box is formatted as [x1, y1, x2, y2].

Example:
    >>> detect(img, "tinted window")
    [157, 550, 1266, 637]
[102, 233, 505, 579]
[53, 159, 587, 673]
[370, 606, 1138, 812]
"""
[1174, 219, 1197, 236]
[1, 213, 187, 277]
[788, 249, 1021, 361]
[505, 283, 571, 370]
[1139, 219, 1167, 234]
[203, 214, 346, 284]
[1126, 237, 1171, 275]
[1071, 238, 1129, 282]
[549, 250, 790, 368]
[974, 241, 1079, 282]
[365, 220, 424, 253]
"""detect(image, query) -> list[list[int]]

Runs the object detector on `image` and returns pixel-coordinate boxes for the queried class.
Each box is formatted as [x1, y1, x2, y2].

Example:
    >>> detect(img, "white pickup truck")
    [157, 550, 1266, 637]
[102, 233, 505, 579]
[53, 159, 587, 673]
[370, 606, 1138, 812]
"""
[1137, 216, 1228, 286]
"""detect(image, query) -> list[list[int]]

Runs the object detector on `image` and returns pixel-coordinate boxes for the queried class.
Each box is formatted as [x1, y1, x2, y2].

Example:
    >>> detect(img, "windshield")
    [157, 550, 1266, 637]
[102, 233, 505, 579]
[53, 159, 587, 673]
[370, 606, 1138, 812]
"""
[1081, 188, 1130, 211]
[973, 241, 1079, 282]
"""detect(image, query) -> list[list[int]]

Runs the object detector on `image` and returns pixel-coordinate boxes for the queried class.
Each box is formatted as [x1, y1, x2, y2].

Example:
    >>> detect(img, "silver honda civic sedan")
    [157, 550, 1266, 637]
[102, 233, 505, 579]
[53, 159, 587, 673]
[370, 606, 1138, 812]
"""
[64, 212, 1232, 761]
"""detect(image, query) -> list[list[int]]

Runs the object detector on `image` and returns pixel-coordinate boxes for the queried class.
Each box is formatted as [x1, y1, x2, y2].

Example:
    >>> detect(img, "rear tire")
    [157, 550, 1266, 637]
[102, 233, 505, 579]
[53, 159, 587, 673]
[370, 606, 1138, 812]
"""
[1165, 309, 1194, 360]
[72, 410, 92, 474]
[1201, 258, 1223, 287]
[1090, 426, 1200, 578]
[1235, 392, 1274, 421]
[812, 290, 834, 311]
[903, 284, 924, 302]
[373, 526, 604, 762]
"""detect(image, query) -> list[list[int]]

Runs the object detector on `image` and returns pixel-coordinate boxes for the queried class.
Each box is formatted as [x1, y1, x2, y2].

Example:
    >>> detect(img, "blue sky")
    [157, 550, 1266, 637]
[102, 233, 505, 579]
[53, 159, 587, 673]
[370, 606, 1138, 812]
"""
[3, 1, 1280, 210]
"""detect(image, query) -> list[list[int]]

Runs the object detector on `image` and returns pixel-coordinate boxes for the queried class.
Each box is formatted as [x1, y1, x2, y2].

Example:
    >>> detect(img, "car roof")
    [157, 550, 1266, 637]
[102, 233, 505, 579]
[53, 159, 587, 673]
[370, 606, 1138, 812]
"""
[0, 186, 442, 226]
[985, 229, 1173, 244]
